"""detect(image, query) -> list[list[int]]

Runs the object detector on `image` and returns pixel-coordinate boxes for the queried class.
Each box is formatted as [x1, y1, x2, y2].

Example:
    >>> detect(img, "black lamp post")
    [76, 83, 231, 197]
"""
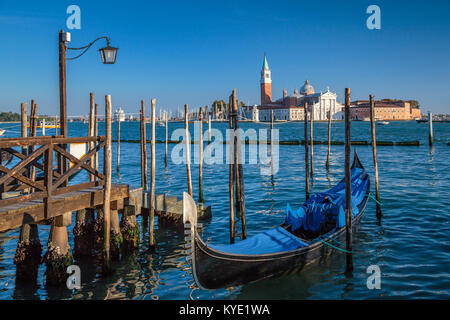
[58, 30, 118, 177]
[58, 30, 118, 138]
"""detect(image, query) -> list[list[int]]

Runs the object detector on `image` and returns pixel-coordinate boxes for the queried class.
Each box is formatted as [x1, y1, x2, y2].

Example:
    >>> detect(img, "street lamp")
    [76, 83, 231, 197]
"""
[58, 30, 118, 177]
[58, 30, 118, 138]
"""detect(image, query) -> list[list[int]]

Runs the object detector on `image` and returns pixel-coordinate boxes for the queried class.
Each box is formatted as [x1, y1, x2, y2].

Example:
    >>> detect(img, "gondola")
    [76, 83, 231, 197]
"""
[183, 150, 370, 290]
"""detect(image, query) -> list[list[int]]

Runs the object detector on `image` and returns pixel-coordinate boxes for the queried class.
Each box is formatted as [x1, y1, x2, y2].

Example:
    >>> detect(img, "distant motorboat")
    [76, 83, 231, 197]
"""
[377, 121, 390, 125]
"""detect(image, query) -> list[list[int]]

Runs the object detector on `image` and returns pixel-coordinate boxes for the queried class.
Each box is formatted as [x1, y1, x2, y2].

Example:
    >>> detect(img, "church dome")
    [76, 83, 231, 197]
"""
[300, 80, 314, 95]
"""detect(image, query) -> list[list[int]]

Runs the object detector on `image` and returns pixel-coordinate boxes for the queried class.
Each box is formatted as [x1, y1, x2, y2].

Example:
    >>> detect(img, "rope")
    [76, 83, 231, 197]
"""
[368, 193, 382, 205]
[319, 238, 352, 254]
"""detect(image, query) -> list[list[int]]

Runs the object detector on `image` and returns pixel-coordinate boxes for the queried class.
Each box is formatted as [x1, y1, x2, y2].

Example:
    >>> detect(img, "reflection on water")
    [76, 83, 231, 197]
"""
[0, 121, 449, 299]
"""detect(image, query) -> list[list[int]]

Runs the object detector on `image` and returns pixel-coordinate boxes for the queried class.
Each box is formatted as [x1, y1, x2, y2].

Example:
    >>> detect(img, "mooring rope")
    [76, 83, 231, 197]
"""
[318, 237, 352, 254]
[368, 193, 382, 205]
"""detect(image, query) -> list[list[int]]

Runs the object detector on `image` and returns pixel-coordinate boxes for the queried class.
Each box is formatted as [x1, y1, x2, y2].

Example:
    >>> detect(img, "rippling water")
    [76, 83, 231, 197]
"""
[0, 120, 448, 299]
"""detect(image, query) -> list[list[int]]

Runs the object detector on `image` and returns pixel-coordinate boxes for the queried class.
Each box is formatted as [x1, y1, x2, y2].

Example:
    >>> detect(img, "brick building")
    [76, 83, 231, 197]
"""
[350, 100, 421, 121]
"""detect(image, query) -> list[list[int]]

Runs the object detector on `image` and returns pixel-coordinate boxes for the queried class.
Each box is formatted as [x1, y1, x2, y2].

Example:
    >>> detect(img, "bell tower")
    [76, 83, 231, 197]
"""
[260, 53, 272, 105]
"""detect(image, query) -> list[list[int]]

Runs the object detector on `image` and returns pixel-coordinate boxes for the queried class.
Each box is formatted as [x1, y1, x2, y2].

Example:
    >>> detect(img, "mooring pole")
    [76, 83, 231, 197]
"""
[117, 110, 121, 177]
[208, 113, 212, 144]
[149, 98, 156, 248]
[94, 103, 99, 180]
[428, 111, 433, 147]
[140, 100, 148, 191]
[199, 107, 205, 203]
[184, 104, 193, 196]
[21, 103, 27, 154]
[89, 93, 95, 182]
[270, 110, 274, 175]
[370, 95, 382, 219]
[228, 93, 235, 244]
[233, 91, 247, 240]
[165, 111, 168, 168]
[344, 88, 353, 274]
[29, 101, 38, 192]
[326, 108, 331, 169]
[304, 103, 310, 200]
[310, 106, 314, 179]
[42, 118, 46, 136]
[103, 94, 113, 271]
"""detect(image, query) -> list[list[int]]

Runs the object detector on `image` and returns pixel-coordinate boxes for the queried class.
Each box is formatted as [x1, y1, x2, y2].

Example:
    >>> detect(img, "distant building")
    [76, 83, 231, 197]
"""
[241, 105, 259, 122]
[350, 100, 421, 120]
[114, 107, 125, 122]
[257, 54, 344, 121]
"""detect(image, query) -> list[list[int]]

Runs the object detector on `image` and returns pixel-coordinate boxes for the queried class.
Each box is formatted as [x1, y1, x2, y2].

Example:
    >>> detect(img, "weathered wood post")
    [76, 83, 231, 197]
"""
[310, 105, 314, 180]
[117, 108, 121, 177]
[89, 93, 95, 181]
[198, 107, 205, 203]
[165, 111, 168, 168]
[370, 95, 382, 219]
[344, 88, 353, 274]
[326, 108, 331, 169]
[55, 115, 58, 136]
[140, 100, 148, 191]
[14, 102, 43, 283]
[228, 94, 235, 243]
[149, 98, 156, 249]
[428, 111, 433, 147]
[94, 103, 99, 179]
[233, 91, 247, 240]
[102, 94, 113, 272]
[208, 108, 212, 144]
[270, 110, 274, 175]
[185, 104, 193, 196]
[234, 97, 241, 216]
[29, 101, 37, 191]
[304, 103, 310, 199]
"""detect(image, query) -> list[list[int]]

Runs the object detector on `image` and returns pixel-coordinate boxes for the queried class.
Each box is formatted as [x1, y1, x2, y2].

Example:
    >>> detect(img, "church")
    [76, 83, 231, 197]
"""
[256, 54, 344, 122]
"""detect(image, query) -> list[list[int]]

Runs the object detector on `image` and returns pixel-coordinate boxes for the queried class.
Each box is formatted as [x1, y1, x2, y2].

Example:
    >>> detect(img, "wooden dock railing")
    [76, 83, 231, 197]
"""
[0, 135, 105, 210]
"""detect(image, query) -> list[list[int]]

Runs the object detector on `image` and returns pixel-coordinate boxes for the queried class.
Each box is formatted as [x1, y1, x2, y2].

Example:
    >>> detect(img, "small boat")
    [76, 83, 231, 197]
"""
[0, 129, 5, 136]
[183, 151, 370, 289]
[377, 121, 389, 125]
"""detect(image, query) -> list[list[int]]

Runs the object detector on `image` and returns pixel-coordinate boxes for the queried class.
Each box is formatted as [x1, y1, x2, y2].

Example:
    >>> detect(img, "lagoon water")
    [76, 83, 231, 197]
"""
[0, 120, 449, 299]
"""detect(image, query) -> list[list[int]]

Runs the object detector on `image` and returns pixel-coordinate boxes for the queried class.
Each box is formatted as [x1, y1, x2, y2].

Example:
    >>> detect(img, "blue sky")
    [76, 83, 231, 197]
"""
[0, 0, 449, 116]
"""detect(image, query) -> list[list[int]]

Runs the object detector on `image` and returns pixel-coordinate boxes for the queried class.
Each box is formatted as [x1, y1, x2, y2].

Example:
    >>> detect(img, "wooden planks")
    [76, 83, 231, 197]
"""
[0, 184, 129, 233]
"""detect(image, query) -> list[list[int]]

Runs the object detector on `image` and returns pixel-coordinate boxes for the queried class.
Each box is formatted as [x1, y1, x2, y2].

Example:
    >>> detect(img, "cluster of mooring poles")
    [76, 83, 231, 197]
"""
[300, 88, 383, 274]
[226, 89, 247, 243]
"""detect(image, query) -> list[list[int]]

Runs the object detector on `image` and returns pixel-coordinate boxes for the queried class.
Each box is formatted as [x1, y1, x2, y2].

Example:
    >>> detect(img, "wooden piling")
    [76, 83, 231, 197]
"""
[94, 104, 99, 179]
[310, 106, 314, 179]
[370, 95, 382, 219]
[140, 100, 148, 191]
[29, 101, 38, 192]
[165, 111, 168, 168]
[428, 111, 433, 147]
[103, 94, 112, 271]
[198, 107, 205, 203]
[270, 110, 274, 175]
[228, 94, 235, 244]
[14, 102, 42, 283]
[344, 88, 353, 274]
[233, 91, 247, 240]
[117, 110, 121, 177]
[20, 103, 28, 157]
[326, 108, 331, 169]
[208, 113, 212, 144]
[55, 115, 58, 136]
[89, 93, 95, 182]
[149, 98, 156, 248]
[42, 118, 46, 136]
[184, 104, 193, 196]
[304, 103, 310, 199]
